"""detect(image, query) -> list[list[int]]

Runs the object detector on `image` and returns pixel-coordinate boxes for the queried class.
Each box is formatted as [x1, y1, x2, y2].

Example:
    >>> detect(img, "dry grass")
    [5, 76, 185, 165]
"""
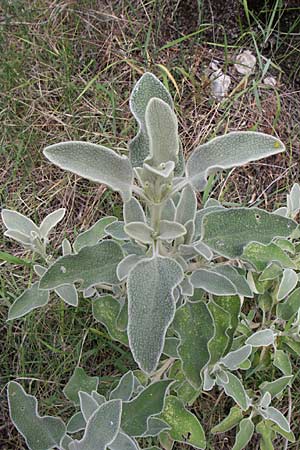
[1, 0, 300, 448]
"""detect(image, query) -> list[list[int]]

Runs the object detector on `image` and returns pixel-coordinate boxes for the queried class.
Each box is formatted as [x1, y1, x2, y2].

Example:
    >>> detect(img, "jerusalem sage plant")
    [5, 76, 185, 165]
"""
[3, 72, 300, 449]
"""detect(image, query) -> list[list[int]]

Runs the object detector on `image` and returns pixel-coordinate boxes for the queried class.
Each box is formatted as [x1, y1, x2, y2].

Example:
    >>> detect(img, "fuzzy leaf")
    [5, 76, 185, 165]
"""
[213, 295, 241, 353]
[127, 256, 183, 374]
[105, 221, 129, 240]
[69, 399, 122, 450]
[175, 185, 197, 225]
[158, 220, 186, 240]
[145, 98, 179, 167]
[79, 391, 99, 422]
[55, 284, 78, 307]
[73, 217, 116, 252]
[202, 208, 296, 258]
[191, 269, 237, 296]
[109, 432, 139, 450]
[163, 337, 180, 358]
[246, 329, 275, 347]
[39, 241, 123, 290]
[124, 197, 146, 224]
[212, 265, 253, 297]
[93, 295, 128, 345]
[208, 300, 231, 365]
[260, 376, 292, 399]
[1, 209, 39, 236]
[277, 287, 300, 321]
[159, 396, 206, 449]
[4, 229, 32, 246]
[221, 345, 252, 370]
[39, 208, 66, 239]
[124, 222, 154, 244]
[220, 372, 249, 411]
[259, 263, 282, 281]
[211, 406, 243, 433]
[194, 205, 224, 240]
[273, 350, 292, 376]
[67, 412, 86, 433]
[121, 380, 173, 436]
[8, 282, 50, 321]
[63, 367, 99, 405]
[232, 418, 254, 450]
[143, 417, 171, 437]
[263, 407, 290, 433]
[242, 242, 296, 271]
[277, 268, 298, 301]
[173, 301, 214, 388]
[7, 381, 66, 450]
[44, 142, 134, 201]
[161, 198, 176, 221]
[186, 132, 285, 191]
[110, 371, 134, 401]
[117, 255, 142, 281]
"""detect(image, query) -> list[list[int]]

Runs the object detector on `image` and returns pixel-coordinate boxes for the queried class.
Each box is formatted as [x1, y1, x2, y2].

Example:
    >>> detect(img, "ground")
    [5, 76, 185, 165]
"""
[0, 0, 299, 448]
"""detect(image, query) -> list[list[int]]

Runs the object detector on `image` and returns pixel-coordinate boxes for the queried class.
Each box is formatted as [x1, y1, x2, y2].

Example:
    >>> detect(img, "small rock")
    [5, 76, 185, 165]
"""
[263, 76, 277, 87]
[234, 50, 256, 75]
[210, 69, 231, 101]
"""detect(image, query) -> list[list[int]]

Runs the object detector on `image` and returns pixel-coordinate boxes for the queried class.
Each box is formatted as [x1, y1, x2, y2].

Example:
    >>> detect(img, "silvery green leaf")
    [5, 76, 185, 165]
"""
[186, 132, 285, 191]
[159, 396, 206, 449]
[74, 217, 117, 252]
[201, 208, 296, 258]
[117, 255, 142, 281]
[211, 405, 243, 433]
[67, 412, 86, 433]
[127, 256, 183, 373]
[143, 417, 170, 437]
[121, 379, 173, 436]
[204, 198, 221, 207]
[39, 241, 123, 290]
[274, 238, 295, 254]
[123, 197, 146, 224]
[263, 406, 290, 433]
[246, 329, 275, 347]
[69, 399, 122, 450]
[34, 265, 46, 277]
[124, 222, 154, 244]
[287, 183, 300, 215]
[105, 221, 129, 240]
[220, 372, 249, 411]
[175, 184, 197, 225]
[203, 368, 215, 391]
[63, 367, 99, 405]
[61, 434, 74, 449]
[194, 205, 224, 240]
[273, 350, 292, 376]
[161, 198, 176, 221]
[270, 422, 295, 442]
[44, 142, 134, 202]
[93, 295, 128, 345]
[122, 241, 146, 256]
[221, 345, 252, 370]
[260, 375, 292, 399]
[256, 420, 274, 449]
[92, 391, 106, 405]
[243, 242, 296, 271]
[39, 208, 65, 239]
[179, 241, 213, 261]
[7, 381, 66, 450]
[213, 296, 241, 354]
[110, 371, 134, 401]
[216, 369, 229, 385]
[179, 276, 194, 296]
[62, 238, 72, 255]
[55, 284, 78, 307]
[232, 418, 254, 450]
[109, 431, 139, 450]
[274, 206, 288, 217]
[79, 391, 99, 422]
[212, 265, 253, 298]
[260, 392, 272, 409]
[277, 287, 300, 321]
[145, 97, 179, 167]
[143, 160, 175, 178]
[163, 337, 180, 358]
[158, 220, 186, 240]
[208, 300, 231, 365]
[4, 229, 32, 246]
[7, 282, 50, 321]
[259, 262, 282, 281]
[194, 241, 213, 260]
[183, 219, 195, 244]
[115, 298, 128, 331]
[191, 269, 237, 296]
[173, 301, 214, 388]
[83, 287, 97, 299]
[1, 209, 39, 236]
[129, 72, 173, 168]
[277, 268, 298, 301]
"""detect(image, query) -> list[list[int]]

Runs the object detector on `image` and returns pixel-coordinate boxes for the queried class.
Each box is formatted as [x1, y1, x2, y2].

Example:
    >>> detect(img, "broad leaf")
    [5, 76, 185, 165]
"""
[220, 372, 249, 411]
[127, 256, 183, 373]
[277, 268, 298, 301]
[1, 209, 39, 236]
[143, 417, 170, 437]
[211, 406, 243, 433]
[63, 367, 99, 405]
[39, 241, 123, 290]
[79, 391, 99, 422]
[158, 220, 186, 240]
[256, 421, 274, 450]
[191, 269, 237, 296]
[44, 142, 134, 201]
[260, 376, 292, 398]
[92, 295, 128, 345]
[186, 132, 285, 191]
[212, 265, 253, 298]
[273, 350, 292, 376]
[110, 371, 134, 401]
[109, 432, 139, 450]
[213, 295, 241, 353]
[208, 300, 231, 365]
[117, 255, 142, 281]
[277, 287, 300, 321]
[242, 242, 296, 271]
[221, 345, 252, 370]
[124, 222, 154, 244]
[246, 329, 275, 347]
[55, 284, 78, 307]
[121, 380, 173, 436]
[69, 399, 122, 450]
[39, 208, 66, 239]
[7, 381, 66, 450]
[194, 205, 224, 240]
[175, 185, 197, 225]
[161, 198, 176, 221]
[159, 396, 206, 449]
[73, 217, 116, 252]
[201, 208, 296, 258]
[259, 262, 282, 281]
[7, 282, 50, 321]
[262, 406, 290, 433]
[67, 412, 86, 433]
[124, 197, 146, 224]
[232, 418, 254, 450]
[173, 301, 214, 388]
[105, 221, 129, 240]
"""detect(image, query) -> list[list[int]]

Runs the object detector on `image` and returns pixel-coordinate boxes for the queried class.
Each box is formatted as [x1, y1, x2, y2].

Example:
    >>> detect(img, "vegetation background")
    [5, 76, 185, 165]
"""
[0, 0, 299, 448]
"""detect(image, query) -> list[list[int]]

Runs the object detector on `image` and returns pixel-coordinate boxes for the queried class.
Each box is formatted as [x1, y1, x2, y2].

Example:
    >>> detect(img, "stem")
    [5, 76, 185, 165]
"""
[151, 358, 175, 382]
